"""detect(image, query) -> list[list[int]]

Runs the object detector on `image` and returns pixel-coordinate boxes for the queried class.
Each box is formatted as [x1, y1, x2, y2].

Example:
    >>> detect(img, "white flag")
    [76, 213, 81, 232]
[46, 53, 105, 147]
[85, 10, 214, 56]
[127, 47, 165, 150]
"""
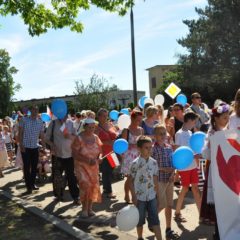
[210, 130, 240, 240]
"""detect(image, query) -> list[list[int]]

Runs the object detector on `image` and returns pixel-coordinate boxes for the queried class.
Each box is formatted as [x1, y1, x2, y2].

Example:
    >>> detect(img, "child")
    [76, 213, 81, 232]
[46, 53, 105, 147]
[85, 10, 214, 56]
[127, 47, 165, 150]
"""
[3, 125, 13, 164]
[152, 124, 179, 239]
[174, 112, 201, 221]
[37, 148, 51, 181]
[0, 127, 10, 177]
[129, 135, 162, 240]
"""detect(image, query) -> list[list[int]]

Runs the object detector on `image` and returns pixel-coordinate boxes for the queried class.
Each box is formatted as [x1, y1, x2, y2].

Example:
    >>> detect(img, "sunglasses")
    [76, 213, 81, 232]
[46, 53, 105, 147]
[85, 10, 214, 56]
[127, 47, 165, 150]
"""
[194, 96, 201, 99]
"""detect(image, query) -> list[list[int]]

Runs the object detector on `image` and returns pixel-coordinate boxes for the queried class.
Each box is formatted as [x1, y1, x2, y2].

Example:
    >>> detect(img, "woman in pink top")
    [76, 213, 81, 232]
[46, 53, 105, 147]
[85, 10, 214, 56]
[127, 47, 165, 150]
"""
[72, 118, 103, 218]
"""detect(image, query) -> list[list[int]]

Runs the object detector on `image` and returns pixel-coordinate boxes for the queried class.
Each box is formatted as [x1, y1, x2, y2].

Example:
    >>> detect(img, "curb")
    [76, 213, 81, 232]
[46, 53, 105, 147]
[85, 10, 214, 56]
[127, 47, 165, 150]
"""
[0, 189, 95, 240]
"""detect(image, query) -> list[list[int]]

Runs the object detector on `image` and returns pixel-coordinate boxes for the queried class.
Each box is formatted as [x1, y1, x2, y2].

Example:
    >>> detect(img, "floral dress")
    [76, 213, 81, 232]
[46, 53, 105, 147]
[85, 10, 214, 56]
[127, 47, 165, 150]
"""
[121, 132, 140, 175]
[72, 134, 103, 203]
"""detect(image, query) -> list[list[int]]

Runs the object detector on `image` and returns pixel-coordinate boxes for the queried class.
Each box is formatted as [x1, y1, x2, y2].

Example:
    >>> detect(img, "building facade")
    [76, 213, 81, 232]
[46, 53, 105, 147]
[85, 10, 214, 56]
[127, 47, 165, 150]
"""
[14, 90, 145, 112]
[146, 65, 175, 98]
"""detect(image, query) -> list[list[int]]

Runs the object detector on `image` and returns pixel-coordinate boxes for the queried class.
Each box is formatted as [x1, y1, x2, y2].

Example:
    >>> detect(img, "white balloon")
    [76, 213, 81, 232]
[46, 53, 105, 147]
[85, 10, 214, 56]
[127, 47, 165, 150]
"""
[154, 94, 165, 105]
[116, 205, 139, 231]
[117, 114, 131, 130]
[144, 98, 154, 106]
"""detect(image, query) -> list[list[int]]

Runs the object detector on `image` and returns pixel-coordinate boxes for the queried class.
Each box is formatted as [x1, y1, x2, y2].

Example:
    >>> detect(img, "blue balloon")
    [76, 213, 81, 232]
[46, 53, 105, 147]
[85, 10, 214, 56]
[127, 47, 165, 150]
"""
[120, 108, 130, 115]
[173, 146, 194, 170]
[189, 131, 206, 154]
[139, 96, 148, 109]
[109, 110, 119, 121]
[41, 113, 51, 122]
[113, 138, 129, 154]
[176, 94, 187, 106]
[51, 99, 67, 120]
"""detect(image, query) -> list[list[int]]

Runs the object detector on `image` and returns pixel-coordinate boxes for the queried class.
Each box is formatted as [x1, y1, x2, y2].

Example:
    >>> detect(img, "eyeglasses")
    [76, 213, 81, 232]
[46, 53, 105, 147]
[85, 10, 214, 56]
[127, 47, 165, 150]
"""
[173, 108, 181, 111]
[194, 96, 201, 99]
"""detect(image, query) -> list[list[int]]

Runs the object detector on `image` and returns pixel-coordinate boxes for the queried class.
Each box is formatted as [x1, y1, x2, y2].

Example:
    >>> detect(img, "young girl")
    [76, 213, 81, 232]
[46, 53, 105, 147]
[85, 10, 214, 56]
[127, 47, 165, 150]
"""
[37, 148, 51, 181]
[0, 126, 10, 177]
[200, 102, 230, 240]
[3, 125, 13, 164]
[121, 110, 143, 203]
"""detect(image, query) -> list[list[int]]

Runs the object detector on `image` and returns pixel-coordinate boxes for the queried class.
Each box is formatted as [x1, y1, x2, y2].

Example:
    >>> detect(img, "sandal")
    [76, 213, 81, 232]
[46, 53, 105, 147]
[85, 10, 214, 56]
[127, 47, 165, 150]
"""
[174, 213, 187, 223]
[166, 229, 180, 239]
[88, 210, 96, 217]
[73, 198, 81, 206]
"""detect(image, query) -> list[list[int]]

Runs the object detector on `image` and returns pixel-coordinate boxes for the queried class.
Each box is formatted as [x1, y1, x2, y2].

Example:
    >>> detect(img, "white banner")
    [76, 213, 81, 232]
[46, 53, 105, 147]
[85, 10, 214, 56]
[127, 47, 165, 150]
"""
[210, 129, 240, 240]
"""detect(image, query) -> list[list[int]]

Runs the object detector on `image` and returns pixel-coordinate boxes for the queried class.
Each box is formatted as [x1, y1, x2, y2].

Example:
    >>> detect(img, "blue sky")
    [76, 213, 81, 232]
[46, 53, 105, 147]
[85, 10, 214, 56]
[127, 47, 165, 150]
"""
[0, 0, 207, 101]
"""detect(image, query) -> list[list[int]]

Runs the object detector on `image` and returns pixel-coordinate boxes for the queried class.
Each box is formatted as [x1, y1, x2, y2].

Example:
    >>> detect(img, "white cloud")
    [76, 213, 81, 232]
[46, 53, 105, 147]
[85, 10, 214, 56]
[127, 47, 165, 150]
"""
[0, 34, 29, 56]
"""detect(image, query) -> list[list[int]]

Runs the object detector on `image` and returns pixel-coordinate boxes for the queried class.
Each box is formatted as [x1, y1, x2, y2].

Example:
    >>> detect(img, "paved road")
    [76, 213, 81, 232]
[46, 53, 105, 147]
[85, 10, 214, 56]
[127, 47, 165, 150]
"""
[1, 167, 214, 239]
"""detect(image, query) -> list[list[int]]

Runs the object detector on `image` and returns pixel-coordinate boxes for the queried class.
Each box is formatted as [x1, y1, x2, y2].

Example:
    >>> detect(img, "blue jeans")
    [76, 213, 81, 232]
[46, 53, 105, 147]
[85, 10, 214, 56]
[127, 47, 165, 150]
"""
[137, 198, 160, 227]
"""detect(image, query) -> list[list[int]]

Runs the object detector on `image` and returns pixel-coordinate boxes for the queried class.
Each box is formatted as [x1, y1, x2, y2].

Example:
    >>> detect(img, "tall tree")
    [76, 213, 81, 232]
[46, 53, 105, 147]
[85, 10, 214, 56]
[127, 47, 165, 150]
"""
[0, 0, 135, 36]
[74, 74, 118, 113]
[0, 49, 21, 117]
[165, 0, 240, 105]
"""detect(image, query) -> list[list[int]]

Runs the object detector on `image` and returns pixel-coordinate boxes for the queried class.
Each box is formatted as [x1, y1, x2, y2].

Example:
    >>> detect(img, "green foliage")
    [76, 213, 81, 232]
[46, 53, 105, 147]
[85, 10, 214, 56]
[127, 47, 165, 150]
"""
[74, 74, 118, 113]
[175, 0, 240, 104]
[0, 0, 136, 36]
[0, 49, 21, 117]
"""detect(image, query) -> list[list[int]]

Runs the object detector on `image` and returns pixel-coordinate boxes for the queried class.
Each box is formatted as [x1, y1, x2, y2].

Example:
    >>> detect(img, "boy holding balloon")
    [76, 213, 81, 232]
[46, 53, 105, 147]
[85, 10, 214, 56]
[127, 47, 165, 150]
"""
[152, 124, 180, 239]
[174, 112, 201, 221]
[129, 135, 162, 240]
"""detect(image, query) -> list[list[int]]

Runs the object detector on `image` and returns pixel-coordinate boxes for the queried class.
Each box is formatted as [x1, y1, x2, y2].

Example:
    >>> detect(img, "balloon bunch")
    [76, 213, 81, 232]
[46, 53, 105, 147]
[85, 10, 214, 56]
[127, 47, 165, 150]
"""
[173, 132, 207, 170]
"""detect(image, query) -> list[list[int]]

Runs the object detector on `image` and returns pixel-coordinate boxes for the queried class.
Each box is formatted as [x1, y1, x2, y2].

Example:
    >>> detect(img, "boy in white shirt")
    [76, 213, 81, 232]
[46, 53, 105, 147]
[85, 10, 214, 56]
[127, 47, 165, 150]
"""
[174, 112, 201, 222]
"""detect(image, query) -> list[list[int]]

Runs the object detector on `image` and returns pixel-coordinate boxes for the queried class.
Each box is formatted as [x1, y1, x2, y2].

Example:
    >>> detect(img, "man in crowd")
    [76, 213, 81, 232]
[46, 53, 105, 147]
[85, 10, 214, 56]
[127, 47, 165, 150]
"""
[19, 105, 45, 194]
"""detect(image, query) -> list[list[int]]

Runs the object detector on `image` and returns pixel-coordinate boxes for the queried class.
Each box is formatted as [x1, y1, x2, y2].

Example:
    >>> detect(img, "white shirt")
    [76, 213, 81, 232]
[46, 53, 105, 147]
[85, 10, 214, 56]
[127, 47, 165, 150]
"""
[175, 128, 197, 171]
[229, 113, 240, 129]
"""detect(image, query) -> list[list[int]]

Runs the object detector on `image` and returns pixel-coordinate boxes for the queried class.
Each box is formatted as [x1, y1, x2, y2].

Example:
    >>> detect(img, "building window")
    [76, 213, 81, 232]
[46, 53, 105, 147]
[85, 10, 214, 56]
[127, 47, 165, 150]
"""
[151, 77, 156, 88]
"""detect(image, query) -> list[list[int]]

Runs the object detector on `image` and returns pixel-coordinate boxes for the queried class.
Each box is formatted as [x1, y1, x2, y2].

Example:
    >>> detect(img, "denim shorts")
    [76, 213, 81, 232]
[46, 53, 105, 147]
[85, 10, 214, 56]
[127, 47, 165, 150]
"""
[137, 198, 160, 227]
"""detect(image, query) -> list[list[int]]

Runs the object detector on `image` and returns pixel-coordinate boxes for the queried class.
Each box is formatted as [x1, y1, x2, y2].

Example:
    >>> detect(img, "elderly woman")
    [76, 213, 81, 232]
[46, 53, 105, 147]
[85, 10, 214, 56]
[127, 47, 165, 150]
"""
[72, 118, 103, 218]
[95, 108, 117, 198]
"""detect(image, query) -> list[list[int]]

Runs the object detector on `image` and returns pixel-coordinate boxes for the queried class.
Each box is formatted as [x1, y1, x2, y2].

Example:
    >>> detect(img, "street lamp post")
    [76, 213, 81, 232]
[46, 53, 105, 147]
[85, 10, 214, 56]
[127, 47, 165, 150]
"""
[130, 6, 137, 106]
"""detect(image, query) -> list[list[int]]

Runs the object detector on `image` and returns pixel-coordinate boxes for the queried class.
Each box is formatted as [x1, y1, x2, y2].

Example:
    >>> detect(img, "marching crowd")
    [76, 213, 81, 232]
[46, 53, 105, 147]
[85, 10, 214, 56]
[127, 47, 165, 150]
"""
[0, 88, 240, 240]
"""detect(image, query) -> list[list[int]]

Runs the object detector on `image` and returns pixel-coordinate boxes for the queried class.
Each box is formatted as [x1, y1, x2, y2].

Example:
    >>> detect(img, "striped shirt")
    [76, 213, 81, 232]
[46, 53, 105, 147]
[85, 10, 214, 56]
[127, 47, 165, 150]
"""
[20, 117, 43, 148]
[152, 142, 173, 182]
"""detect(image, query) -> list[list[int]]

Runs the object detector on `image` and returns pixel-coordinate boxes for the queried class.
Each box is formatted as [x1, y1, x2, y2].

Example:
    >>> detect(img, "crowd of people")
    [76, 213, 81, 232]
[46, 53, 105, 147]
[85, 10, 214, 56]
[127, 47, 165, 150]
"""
[0, 88, 240, 240]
